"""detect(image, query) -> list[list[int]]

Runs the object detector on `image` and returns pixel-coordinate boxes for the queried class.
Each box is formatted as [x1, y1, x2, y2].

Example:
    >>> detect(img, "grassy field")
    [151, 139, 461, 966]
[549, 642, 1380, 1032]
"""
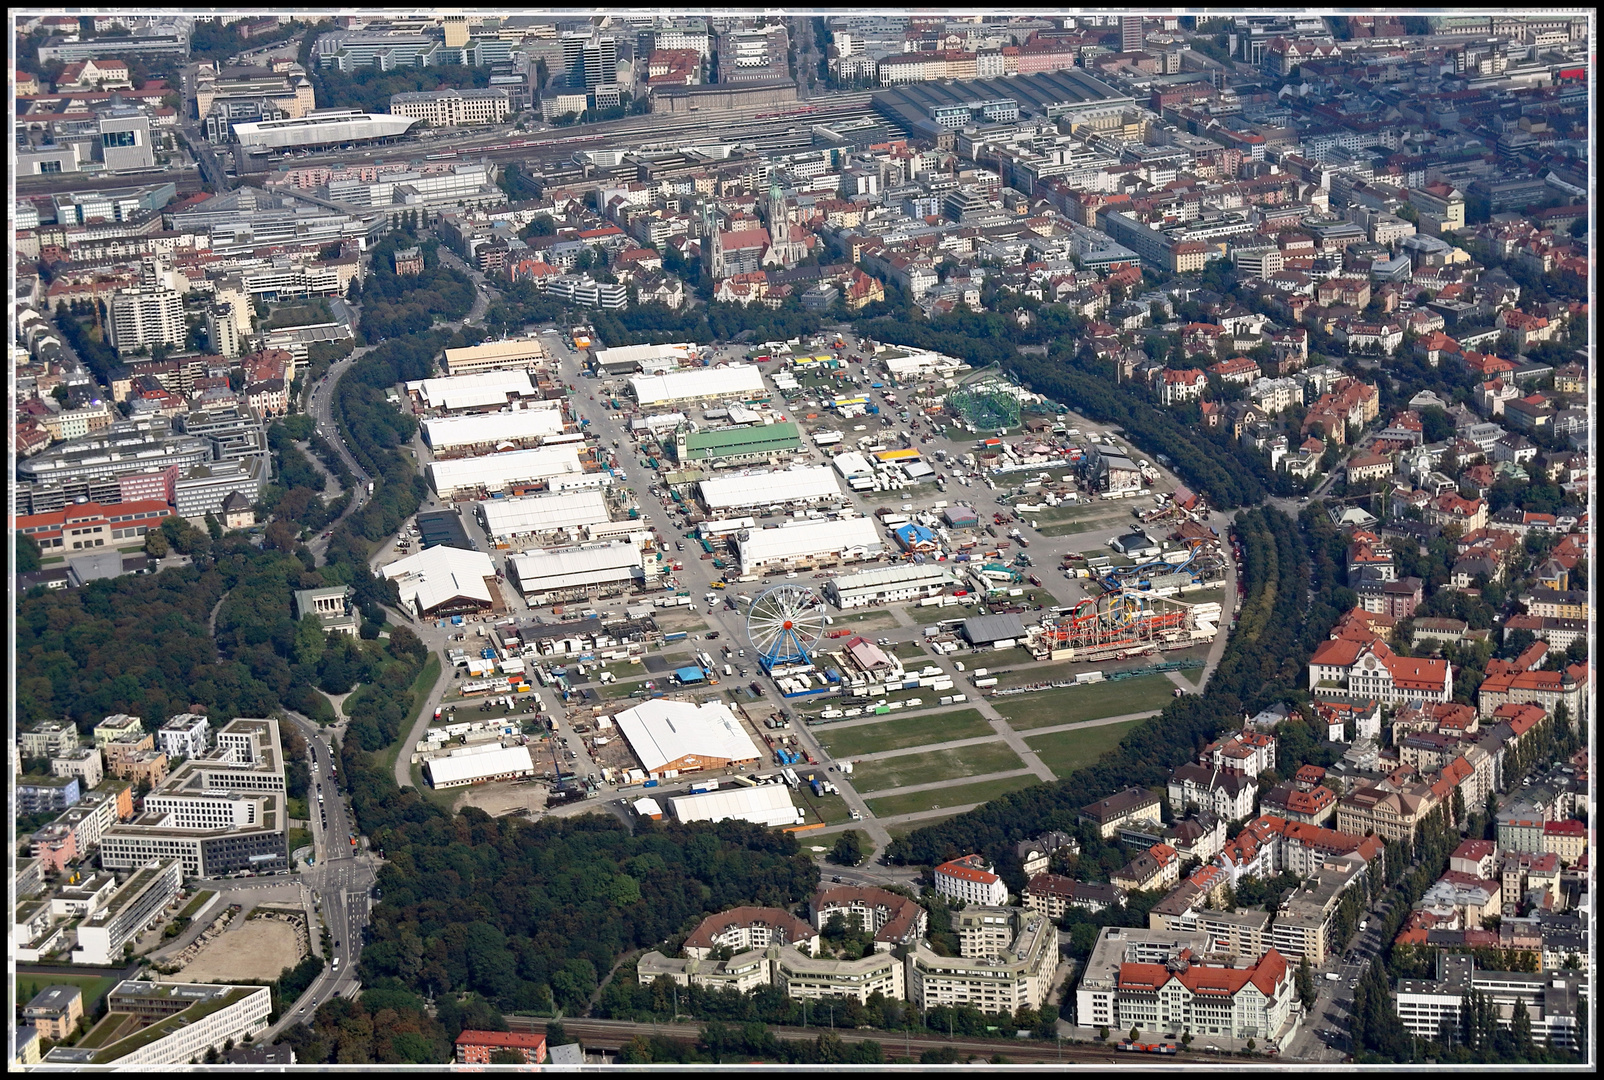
[866, 773, 1042, 819]
[1182, 666, 1204, 686]
[177, 889, 216, 920]
[1185, 587, 1227, 607]
[1026, 717, 1144, 779]
[816, 708, 994, 758]
[1036, 518, 1117, 538]
[1026, 502, 1131, 525]
[969, 646, 1034, 669]
[909, 603, 970, 624]
[890, 640, 927, 660]
[829, 610, 900, 631]
[287, 827, 313, 856]
[795, 788, 855, 827]
[992, 654, 1196, 690]
[15, 972, 120, 1018]
[887, 811, 965, 840]
[851, 741, 1025, 794]
[992, 674, 1176, 730]
[377, 653, 441, 780]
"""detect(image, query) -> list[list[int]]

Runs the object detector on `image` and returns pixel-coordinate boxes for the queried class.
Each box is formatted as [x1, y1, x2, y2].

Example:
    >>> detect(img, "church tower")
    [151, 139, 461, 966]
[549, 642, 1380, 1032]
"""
[701, 199, 726, 280]
[765, 181, 798, 269]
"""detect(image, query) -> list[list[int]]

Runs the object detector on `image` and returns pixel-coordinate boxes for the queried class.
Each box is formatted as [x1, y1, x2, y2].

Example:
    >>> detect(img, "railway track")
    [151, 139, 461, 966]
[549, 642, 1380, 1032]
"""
[505, 1015, 1135, 1064]
[239, 93, 882, 177]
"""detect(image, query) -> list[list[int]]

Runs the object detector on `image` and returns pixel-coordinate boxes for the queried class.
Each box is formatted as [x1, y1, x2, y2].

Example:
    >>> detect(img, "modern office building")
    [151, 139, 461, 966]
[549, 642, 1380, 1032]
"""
[43, 982, 272, 1066]
[97, 718, 289, 878]
[70, 859, 183, 965]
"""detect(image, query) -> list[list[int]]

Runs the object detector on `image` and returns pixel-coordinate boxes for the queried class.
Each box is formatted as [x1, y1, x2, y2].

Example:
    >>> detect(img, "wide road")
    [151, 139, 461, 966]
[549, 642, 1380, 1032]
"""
[303, 252, 493, 567]
[263, 711, 378, 1038]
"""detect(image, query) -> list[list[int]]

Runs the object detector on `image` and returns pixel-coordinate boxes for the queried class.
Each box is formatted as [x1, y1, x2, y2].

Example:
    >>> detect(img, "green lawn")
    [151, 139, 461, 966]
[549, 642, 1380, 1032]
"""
[866, 773, 1043, 819]
[909, 602, 972, 624]
[992, 654, 1191, 690]
[177, 889, 216, 920]
[794, 787, 855, 827]
[851, 741, 1025, 795]
[287, 827, 313, 857]
[1181, 666, 1205, 686]
[992, 674, 1176, 730]
[968, 646, 1033, 669]
[1026, 718, 1144, 779]
[887, 811, 965, 840]
[829, 610, 900, 631]
[816, 708, 994, 758]
[890, 640, 927, 660]
[378, 653, 441, 780]
[15, 972, 120, 1019]
[1026, 502, 1130, 525]
[1184, 587, 1227, 607]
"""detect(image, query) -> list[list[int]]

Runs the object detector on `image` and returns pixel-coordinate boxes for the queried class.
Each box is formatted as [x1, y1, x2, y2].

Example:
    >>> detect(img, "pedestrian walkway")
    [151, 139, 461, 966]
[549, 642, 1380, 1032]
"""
[855, 766, 1037, 802]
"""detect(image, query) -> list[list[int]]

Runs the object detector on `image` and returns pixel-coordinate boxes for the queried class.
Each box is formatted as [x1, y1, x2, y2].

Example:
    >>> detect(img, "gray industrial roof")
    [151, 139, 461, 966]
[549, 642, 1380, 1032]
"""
[961, 613, 1026, 645]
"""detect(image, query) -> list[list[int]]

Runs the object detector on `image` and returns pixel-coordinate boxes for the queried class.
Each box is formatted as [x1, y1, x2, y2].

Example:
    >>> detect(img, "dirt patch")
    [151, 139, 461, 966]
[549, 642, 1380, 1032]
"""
[453, 779, 550, 818]
[175, 915, 305, 983]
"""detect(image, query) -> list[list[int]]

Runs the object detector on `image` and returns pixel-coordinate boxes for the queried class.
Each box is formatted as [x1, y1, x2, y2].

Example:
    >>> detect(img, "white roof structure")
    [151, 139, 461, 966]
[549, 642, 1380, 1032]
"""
[883, 350, 967, 379]
[829, 562, 957, 593]
[669, 785, 802, 829]
[596, 342, 696, 371]
[613, 699, 763, 775]
[699, 465, 842, 512]
[629, 364, 766, 406]
[423, 745, 535, 788]
[734, 517, 882, 572]
[507, 541, 642, 594]
[233, 110, 418, 151]
[630, 412, 688, 433]
[422, 410, 565, 453]
[380, 545, 497, 616]
[427, 446, 583, 498]
[407, 370, 541, 412]
[832, 451, 873, 479]
[478, 489, 611, 539]
[633, 797, 664, 818]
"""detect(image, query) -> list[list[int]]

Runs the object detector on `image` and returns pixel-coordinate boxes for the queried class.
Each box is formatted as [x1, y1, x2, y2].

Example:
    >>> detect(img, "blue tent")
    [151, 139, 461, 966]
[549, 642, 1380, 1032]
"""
[674, 666, 706, 684]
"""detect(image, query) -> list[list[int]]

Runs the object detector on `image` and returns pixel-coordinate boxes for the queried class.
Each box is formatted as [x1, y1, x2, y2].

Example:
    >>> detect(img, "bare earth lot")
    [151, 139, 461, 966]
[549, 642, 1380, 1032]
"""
[176, 917, 303, 983]
[454, 780, 550, 818]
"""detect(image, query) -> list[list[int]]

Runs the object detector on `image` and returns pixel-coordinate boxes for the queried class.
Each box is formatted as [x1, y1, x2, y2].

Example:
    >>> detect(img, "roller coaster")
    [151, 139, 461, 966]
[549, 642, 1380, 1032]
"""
[1029, 590, 1216, 662]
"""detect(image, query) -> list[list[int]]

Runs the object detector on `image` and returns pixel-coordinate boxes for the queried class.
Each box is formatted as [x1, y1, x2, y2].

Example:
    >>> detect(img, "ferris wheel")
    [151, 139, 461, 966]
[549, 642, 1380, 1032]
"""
[746, 584, 826, 669]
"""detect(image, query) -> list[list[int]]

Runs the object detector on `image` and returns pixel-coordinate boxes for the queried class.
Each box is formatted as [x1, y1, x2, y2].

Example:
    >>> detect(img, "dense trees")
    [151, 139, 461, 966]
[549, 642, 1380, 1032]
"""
[354, 239, 474, 344]
[345, 750, 821, 1019]
[312, 64, 493, 116]
[279, 986, 449, 1064]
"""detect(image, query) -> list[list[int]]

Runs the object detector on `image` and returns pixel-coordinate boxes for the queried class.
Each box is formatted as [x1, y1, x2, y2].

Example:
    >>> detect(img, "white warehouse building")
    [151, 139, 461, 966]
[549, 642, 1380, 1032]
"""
[427, 445, 584, 499]
[613, 699, 764, 777]
[406, 369, 543, 412]
[669, 785, 803, 829]
[825, 563, 959, 609]
[477, 489, 611, 542]
[733, 517, 883, 575]
[506, 541, 644, 599]
[424, 743, 536, 788]
[629, 364, 766, 407]
[422, 410, 566, 457]
[699, 465, 843, 513]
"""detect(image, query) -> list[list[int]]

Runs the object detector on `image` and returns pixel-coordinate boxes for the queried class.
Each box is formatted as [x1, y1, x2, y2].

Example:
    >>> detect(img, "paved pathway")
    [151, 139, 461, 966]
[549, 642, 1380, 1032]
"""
[855, 766, 1038, 802]
[1012, 708, 1164, 739]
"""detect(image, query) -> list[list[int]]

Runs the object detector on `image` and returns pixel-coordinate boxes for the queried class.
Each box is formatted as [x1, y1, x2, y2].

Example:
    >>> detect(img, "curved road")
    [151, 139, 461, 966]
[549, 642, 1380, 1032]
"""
[303, 256, 493, 567]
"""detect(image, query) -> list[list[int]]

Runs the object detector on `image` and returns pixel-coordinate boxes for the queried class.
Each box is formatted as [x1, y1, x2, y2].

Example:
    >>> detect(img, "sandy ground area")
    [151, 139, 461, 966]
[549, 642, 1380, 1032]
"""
[175, 917, 304, 983]
[454, 780, 550, 818]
